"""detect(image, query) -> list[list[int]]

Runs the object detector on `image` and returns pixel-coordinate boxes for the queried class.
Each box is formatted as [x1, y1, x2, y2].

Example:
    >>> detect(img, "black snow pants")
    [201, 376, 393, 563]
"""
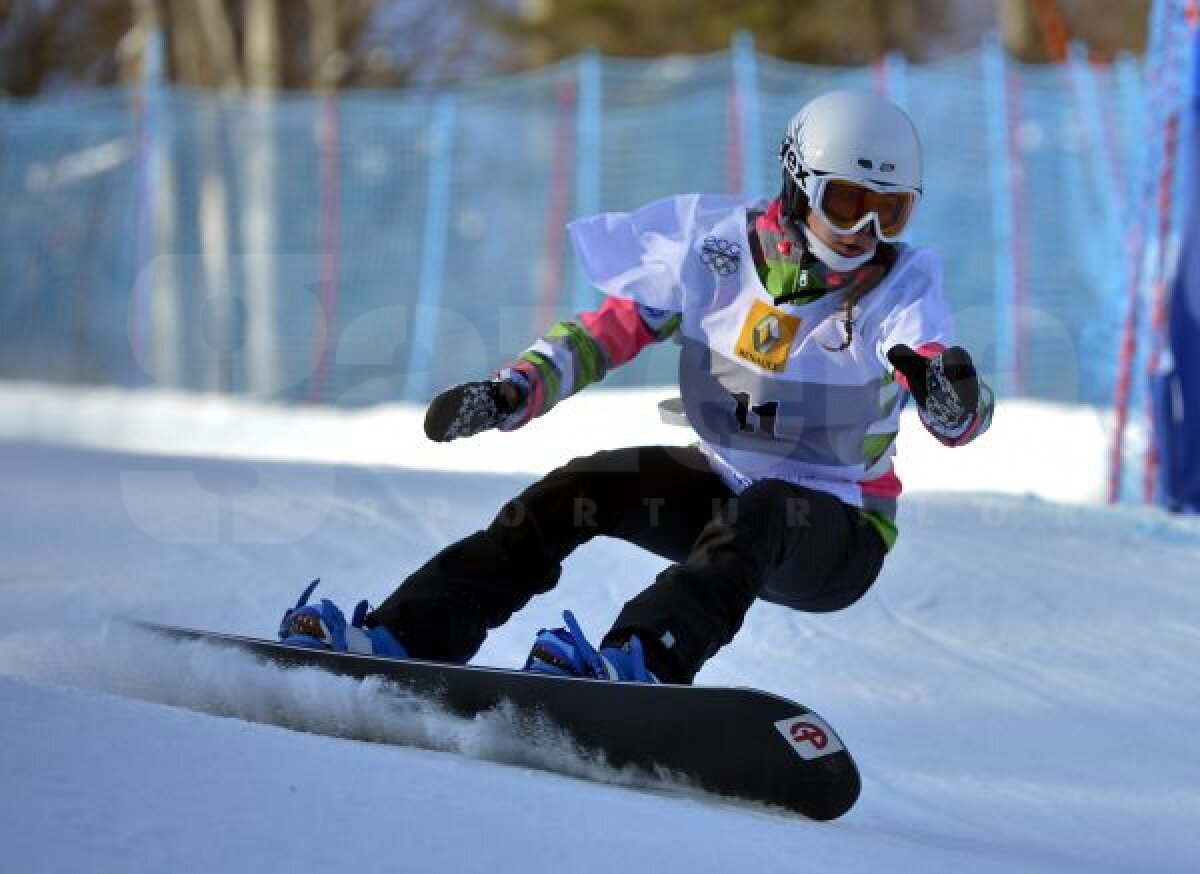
[368, 445, 887, 683]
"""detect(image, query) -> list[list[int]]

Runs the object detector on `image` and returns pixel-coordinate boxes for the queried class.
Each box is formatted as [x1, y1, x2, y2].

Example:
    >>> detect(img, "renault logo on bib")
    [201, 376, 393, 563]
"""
[735, 300, 801, 372]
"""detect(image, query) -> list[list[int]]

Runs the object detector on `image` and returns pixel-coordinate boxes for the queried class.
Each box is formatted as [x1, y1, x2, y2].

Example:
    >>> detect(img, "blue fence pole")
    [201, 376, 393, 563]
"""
[572, 51, 602, 314]
[883, 50, 909, 109]
[1141, 1, 1193, 502]
[1069, 42, 1126, 335]
[1075, 42, 1128, 238]
[403, 92, 457, 403]
[1156, 18, 1200, 511]
[1115, 51, 1147, 215]
[982, 33, 1017, 391]
[1109, 47, 1157, 503]
[1116, 47, 1149, 338]
[130, 25, 165, 386]
[732, 31, 763, 200]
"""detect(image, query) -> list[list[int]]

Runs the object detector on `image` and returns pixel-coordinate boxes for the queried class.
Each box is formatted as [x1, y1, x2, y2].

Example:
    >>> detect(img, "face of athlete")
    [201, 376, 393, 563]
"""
[803, 210, 878, 260]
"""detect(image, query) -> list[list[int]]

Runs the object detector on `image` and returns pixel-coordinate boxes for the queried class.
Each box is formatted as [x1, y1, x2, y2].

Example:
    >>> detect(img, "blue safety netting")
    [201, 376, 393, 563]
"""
[0, 44, 1170, 409]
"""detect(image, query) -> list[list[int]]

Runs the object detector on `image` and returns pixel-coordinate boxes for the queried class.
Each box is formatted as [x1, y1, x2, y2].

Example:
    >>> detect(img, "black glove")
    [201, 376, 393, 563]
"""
[423, 379, 526, 443]
[887, 344, 980, 432]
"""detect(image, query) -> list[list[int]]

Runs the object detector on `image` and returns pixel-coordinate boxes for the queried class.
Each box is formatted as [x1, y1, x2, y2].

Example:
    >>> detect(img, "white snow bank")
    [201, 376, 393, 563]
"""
[0, 622, 696, 797]
[0, 379, 1142, 504]
[1, 382, 1197, 873]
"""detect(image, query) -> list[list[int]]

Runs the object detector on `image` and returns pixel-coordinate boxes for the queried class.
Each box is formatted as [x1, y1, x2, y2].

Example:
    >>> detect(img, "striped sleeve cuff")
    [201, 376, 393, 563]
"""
[493, 299, 679, 432]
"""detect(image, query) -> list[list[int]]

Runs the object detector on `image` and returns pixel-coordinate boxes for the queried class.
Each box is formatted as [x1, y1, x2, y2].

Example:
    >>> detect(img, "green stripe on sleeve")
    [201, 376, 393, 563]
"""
[517, 350, 562, 411]
[654, 313, 682, 340]
[862, 432, 898, 467]
[860, 510, 898, 550]
[547, 320, 607, 389]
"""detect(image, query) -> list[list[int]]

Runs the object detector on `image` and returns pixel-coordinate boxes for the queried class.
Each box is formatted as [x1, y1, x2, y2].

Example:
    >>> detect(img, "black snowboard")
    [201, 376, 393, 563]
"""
[133, 621, 861, 820]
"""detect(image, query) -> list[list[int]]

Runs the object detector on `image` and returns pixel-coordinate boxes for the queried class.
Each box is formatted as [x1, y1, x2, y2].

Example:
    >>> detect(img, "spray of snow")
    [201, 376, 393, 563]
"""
[0, 621, 700, 800]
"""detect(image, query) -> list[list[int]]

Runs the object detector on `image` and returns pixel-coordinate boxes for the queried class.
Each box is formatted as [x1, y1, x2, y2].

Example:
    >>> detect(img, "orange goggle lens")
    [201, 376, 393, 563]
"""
[818, 178, 916, 238]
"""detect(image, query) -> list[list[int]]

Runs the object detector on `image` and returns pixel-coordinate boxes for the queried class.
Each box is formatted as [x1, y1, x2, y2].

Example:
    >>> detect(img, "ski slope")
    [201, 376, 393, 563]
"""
[2, 382, 1199, 873]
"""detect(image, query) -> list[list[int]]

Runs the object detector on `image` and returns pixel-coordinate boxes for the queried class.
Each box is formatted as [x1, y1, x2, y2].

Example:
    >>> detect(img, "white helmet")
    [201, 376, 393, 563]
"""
[781, 89, 923, 192]
[779, 90, 923, 242]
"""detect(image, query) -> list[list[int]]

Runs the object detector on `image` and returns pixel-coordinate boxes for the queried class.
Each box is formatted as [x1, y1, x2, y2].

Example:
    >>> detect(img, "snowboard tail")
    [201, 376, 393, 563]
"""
[132, 620, 861, 820]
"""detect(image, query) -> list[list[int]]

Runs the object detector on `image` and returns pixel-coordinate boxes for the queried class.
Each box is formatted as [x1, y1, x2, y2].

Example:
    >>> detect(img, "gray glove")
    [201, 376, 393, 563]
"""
[887, 344, 981, 435]
[423, 379, 526, 443]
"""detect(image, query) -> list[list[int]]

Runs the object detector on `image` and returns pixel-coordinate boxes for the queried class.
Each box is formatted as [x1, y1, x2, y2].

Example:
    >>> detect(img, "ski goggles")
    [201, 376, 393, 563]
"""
[802, 173, 920, 242]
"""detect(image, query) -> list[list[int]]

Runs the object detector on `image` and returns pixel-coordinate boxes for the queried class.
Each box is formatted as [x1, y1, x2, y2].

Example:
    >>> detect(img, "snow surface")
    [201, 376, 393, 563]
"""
[1, 381, 1198, 873]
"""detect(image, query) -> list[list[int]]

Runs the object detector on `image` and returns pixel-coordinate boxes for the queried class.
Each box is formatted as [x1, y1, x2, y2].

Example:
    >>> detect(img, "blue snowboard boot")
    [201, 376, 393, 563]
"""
[278, 580, 408, 658]
[524, 610, 657, 683]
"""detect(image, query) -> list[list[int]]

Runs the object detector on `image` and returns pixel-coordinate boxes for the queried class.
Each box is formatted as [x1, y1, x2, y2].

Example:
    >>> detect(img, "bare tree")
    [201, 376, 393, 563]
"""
[1, 0, 496, 96]
[1000, 0, 1046, 62]
[489, 0, 1150, 69]
[194, 0, 242, 89]
[1000, 0, 1149, 62]
[492, 0, 991, 67]
[308, 0, 343, 91]
[2, 0, 1154, 98]
[0, 0, 130, 96]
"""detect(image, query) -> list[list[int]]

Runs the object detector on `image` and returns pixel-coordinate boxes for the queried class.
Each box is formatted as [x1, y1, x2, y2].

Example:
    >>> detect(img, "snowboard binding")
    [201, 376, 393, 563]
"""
[524, 610, 657, 683]
[278, 579, 408, 658]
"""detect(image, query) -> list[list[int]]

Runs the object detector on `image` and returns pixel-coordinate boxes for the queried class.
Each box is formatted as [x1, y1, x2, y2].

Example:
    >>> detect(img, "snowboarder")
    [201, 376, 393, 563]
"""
[279, 89, 995, 685]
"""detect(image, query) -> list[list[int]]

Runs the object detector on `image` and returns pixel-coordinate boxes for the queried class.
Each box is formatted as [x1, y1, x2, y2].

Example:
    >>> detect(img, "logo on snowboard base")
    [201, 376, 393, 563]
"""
[773, 714, 844, 760]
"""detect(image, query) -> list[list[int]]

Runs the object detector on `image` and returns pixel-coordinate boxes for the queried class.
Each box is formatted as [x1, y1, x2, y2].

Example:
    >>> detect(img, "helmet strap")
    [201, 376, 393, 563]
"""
[780, 170, 808, 225]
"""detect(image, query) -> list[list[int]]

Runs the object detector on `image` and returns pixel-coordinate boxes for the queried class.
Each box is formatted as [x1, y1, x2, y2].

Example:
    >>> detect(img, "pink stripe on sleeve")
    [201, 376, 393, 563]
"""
[497, 359, 545, 431]
[861, 468, 903, 499]
[578, 297, 660, 368]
